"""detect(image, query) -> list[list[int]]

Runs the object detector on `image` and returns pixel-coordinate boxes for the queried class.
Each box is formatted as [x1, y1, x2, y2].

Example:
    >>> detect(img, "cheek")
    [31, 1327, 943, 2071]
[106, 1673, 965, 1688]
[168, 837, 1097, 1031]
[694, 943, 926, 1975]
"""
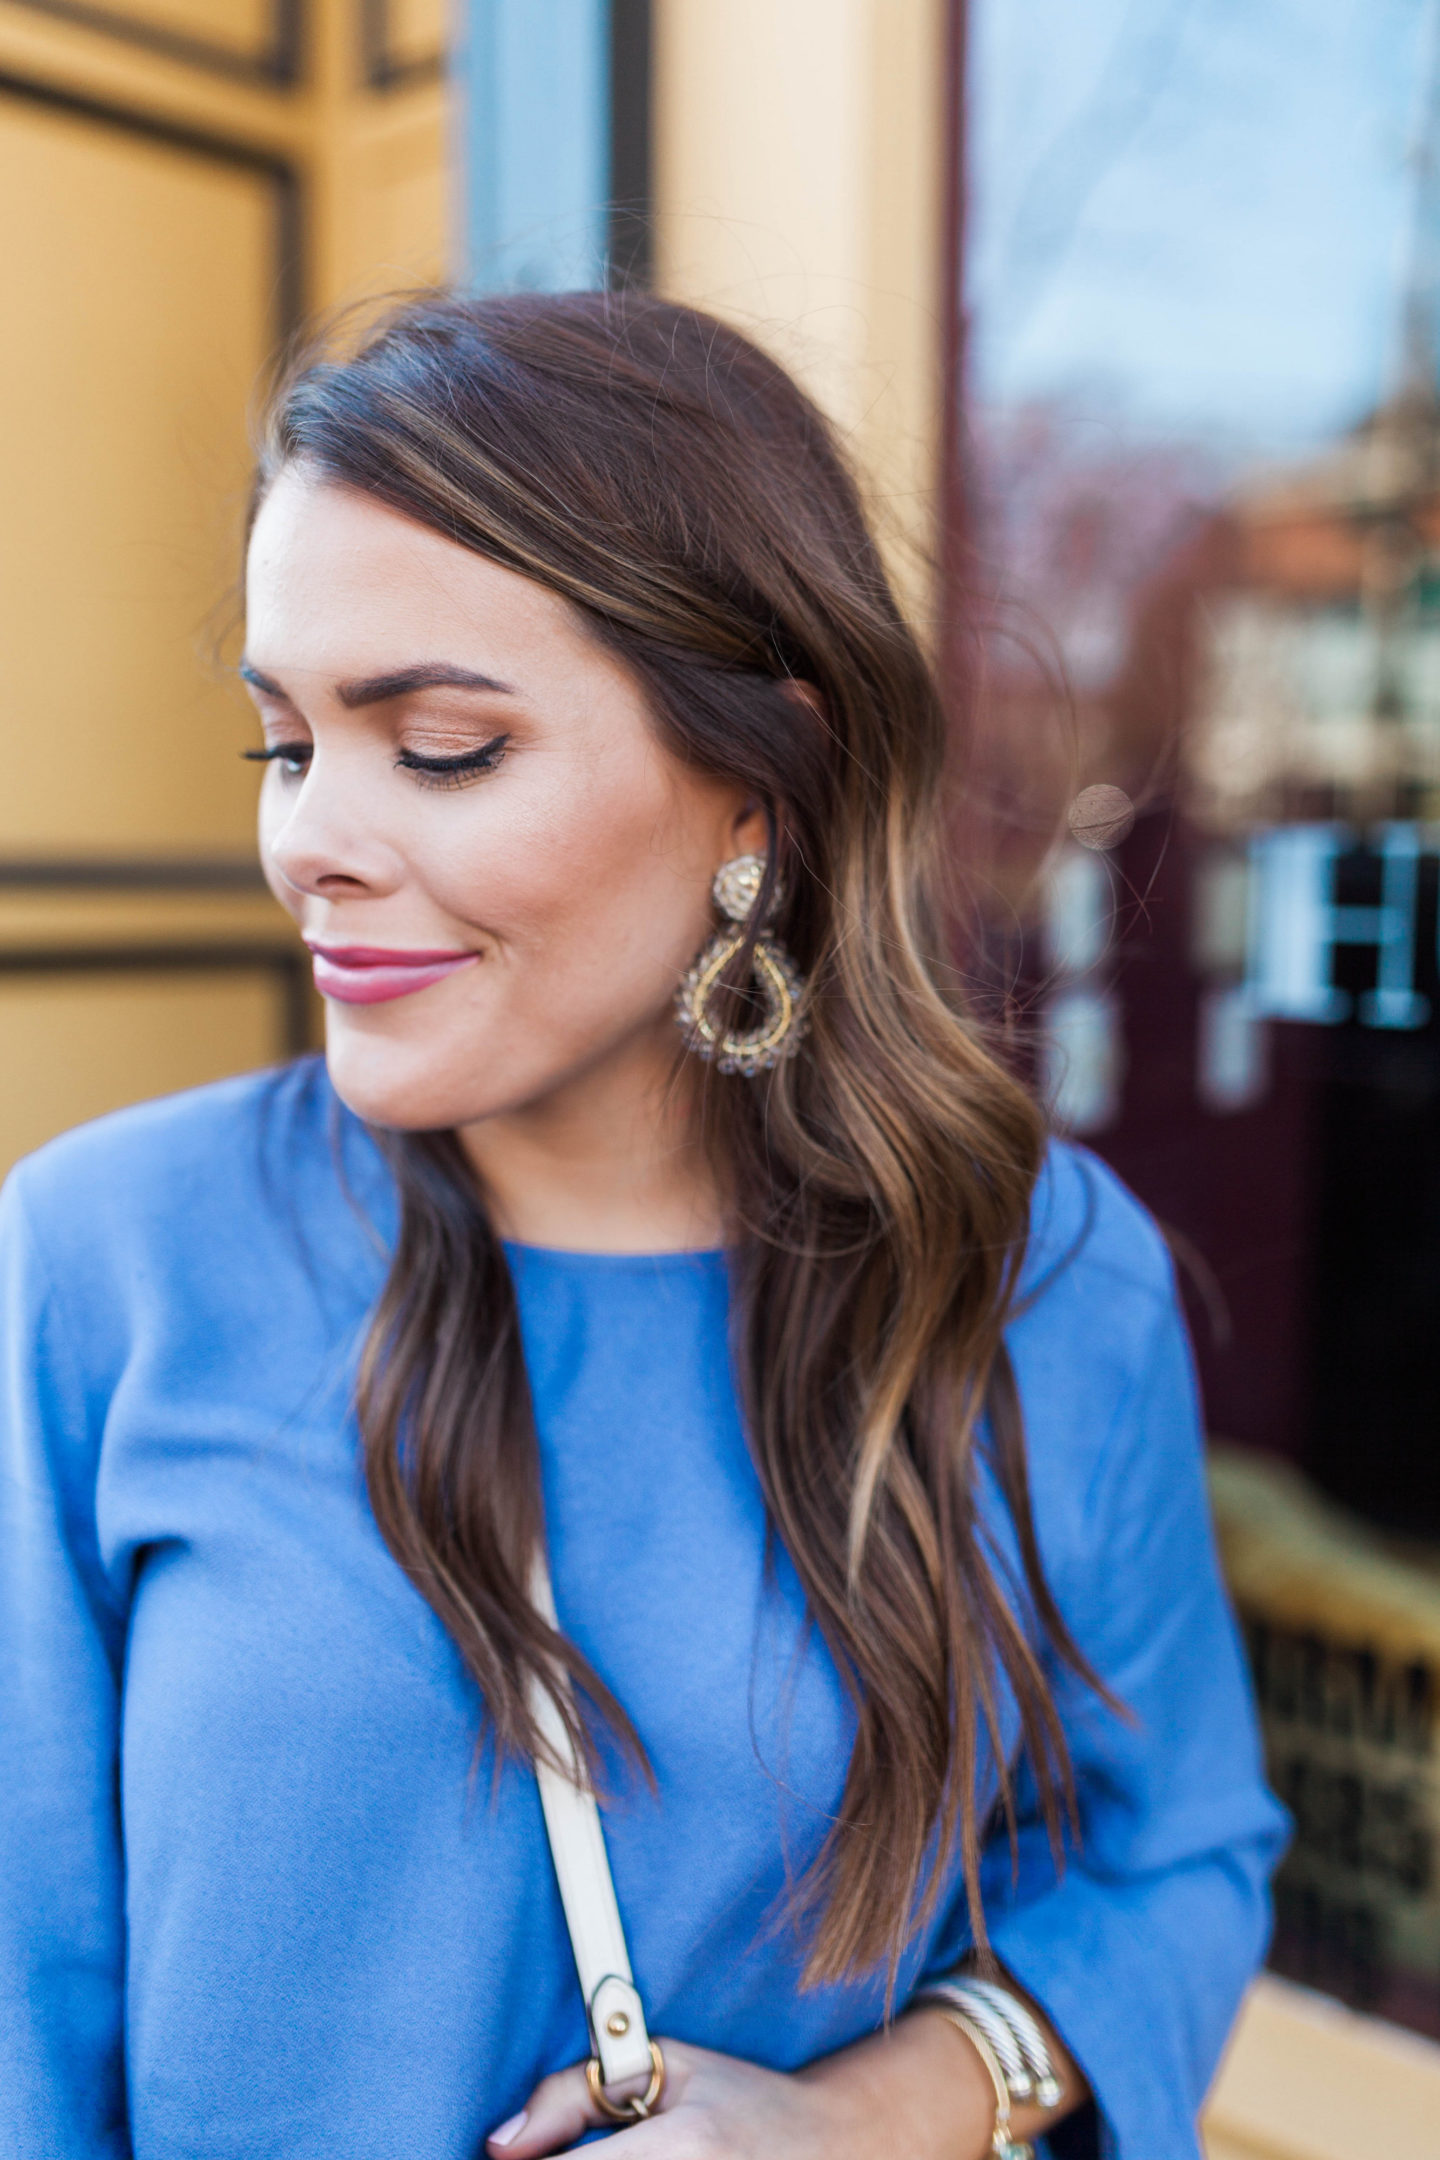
[299, 720, 731, 1131]
[426, 767, 713, 988]
[320, 852, 709, 1131]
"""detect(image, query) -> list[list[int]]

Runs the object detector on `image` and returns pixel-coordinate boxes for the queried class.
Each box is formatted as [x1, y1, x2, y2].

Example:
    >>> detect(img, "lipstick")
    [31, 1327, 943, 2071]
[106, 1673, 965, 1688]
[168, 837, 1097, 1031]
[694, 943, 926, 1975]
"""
[306, 943, 480, 1006]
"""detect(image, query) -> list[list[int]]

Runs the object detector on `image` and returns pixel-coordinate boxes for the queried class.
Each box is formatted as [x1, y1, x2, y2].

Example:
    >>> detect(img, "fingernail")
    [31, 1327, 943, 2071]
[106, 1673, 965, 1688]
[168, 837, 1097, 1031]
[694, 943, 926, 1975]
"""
[489, 2113, 528, 2149]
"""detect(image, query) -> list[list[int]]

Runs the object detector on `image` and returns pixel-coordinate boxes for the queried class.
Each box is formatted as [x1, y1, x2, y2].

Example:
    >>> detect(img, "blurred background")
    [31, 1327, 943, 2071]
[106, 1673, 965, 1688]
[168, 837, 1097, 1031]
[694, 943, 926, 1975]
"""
[1, 0, 1437, 2149]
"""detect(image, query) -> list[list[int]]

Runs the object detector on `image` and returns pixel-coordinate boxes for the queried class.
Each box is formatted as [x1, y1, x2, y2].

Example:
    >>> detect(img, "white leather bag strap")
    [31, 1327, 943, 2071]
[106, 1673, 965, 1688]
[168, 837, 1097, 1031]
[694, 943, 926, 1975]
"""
[527, 1553, 656, 2092]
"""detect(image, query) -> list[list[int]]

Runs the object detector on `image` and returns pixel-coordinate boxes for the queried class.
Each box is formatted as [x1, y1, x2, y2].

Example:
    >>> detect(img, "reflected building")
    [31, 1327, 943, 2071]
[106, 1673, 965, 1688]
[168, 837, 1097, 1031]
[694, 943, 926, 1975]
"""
[1007, 362, 1440, 2040]
[1191, 383, 1440, 829]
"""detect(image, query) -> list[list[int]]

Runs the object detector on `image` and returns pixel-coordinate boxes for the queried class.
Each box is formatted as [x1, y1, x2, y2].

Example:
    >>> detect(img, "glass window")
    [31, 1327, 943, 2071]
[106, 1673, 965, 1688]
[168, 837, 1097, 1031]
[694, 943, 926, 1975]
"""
[967, 0, 1440, 2040]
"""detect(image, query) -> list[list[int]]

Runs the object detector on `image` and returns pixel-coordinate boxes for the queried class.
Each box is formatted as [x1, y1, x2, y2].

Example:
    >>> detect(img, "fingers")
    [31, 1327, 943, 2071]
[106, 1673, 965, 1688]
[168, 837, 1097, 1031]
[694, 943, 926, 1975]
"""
[486, 2062, 598, 2156]
[488, 2040, 699, 2156]
[487, 2048, 682, 2157]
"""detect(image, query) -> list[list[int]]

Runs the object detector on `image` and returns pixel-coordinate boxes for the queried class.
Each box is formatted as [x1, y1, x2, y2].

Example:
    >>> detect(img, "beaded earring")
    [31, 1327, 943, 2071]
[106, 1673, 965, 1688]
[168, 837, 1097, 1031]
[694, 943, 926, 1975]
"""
[676, 853, 807, 1077]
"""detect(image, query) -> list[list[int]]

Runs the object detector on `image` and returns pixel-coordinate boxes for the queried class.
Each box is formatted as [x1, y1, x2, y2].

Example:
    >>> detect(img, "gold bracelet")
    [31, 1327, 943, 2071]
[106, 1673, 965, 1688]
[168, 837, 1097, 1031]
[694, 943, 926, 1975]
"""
[931, 2007, 1035, 2160]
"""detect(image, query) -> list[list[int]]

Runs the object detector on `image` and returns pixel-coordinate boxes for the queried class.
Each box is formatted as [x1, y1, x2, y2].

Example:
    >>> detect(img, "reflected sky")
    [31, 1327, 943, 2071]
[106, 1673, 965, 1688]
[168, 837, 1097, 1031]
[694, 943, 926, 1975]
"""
[969, 0, 1434, 449]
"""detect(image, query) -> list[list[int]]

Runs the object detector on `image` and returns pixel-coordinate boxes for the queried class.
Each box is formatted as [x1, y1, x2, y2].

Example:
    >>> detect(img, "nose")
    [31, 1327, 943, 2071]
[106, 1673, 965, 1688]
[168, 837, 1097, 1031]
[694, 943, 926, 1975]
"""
[262, 750, 407, 903]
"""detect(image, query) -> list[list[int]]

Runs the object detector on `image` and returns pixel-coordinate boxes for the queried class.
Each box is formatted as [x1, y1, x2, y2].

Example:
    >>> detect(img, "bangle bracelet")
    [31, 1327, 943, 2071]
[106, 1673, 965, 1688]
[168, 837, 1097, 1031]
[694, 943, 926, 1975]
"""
[917, 1976, 1064, 2114]
[962, 1980, 1065, 2110]
[942, 1991, 1032, 2097]
[930, 2006, 1035, 2160]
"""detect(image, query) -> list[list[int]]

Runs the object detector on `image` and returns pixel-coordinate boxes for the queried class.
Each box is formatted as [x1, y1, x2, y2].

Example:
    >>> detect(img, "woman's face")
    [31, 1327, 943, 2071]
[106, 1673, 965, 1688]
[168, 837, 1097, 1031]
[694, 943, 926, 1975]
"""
[245, 469, 759, 1133]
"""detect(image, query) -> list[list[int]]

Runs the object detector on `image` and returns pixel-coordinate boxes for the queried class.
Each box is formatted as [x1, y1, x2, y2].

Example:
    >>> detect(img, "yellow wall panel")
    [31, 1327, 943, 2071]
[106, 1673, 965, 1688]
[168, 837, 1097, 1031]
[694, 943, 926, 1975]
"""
[0, 969, 281, 1176]
[29, 0, 280, 62]
[366, 0, 443, 83]
[338, 107, 448, 299]
[0, 5, 447, 1151]
[0, 85, 276, 851]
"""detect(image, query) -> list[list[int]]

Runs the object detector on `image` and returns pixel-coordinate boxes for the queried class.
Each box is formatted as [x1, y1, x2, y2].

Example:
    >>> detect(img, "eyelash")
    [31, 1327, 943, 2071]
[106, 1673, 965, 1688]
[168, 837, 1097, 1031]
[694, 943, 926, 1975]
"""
[241, 734, 510, 791]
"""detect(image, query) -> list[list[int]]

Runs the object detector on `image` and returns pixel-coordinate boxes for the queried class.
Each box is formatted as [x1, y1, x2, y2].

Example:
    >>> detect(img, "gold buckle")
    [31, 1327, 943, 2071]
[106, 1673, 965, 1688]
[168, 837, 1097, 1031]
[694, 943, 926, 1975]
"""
[585, 2040, 666, 2122]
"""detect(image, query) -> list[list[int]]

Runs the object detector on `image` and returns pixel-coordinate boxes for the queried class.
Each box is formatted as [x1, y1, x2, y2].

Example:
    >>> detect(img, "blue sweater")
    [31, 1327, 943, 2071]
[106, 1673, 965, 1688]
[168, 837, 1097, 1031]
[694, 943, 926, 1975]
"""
[0, 1061, 1285, 2159]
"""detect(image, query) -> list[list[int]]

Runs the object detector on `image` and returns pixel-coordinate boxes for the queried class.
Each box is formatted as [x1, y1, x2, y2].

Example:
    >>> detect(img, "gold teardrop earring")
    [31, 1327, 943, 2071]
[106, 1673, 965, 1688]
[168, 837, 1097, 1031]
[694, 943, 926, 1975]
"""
[676, 853, 808, 1078]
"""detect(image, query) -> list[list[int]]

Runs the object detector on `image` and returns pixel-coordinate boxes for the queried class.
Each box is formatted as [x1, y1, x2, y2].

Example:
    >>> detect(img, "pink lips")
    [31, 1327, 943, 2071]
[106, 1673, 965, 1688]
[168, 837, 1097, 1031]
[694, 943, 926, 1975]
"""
[306, 943, 480, 1006]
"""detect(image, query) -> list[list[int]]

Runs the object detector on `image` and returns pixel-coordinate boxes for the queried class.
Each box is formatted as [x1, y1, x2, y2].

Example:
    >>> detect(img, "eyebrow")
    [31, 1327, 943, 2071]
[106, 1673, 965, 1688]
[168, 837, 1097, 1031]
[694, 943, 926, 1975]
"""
[238, 661, 516, 707]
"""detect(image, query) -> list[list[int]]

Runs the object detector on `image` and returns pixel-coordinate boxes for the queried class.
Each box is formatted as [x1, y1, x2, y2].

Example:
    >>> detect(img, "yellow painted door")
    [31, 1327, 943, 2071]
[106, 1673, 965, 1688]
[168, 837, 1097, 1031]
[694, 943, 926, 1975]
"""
[0, 0, 447, 1176]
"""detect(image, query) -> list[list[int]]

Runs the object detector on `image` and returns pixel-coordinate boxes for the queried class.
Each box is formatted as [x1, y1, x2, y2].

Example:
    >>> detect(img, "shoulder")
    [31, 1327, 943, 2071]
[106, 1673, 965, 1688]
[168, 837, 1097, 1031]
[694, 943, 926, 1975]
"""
[2, 1059, 389, 1312]
[1006, 1141, 1190, 1527]
[1021, 1138, 1175, 1320]
[0, 1066, 393, 1581]
[10, 1058, 325, 1225]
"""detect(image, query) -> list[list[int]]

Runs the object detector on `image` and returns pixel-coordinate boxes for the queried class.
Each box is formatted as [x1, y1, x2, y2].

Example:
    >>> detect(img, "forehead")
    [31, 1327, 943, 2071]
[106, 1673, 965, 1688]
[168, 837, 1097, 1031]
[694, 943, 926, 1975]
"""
[244, 469, 585, 681]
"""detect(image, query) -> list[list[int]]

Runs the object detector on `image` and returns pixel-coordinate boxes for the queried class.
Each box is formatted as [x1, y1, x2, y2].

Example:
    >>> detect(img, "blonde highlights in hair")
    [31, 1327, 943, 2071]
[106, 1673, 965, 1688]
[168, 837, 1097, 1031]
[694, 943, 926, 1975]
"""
[256, 290, 1098, 1987]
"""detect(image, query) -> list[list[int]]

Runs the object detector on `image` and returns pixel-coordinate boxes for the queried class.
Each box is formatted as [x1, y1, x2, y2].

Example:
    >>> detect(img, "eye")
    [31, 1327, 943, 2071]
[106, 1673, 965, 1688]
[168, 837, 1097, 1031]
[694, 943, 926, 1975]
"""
[396, 733, 510, 791]
[241, 742, 311, 778]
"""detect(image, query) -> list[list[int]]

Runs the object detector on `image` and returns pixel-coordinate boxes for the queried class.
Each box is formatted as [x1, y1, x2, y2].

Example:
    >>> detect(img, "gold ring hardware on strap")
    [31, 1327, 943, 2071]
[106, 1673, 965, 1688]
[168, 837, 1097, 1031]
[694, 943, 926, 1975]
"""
[586, 2040, 666, 2122]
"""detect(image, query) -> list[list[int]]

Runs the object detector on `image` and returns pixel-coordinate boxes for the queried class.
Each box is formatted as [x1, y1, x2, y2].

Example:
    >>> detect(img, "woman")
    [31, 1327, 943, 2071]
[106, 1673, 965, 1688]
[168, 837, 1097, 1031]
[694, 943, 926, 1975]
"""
[0, 293, 1285, 2160]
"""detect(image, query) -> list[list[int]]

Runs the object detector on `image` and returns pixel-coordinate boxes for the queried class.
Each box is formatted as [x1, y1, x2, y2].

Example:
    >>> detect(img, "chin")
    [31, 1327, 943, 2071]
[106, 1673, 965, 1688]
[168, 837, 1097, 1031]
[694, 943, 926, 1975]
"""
[320, 1018, 492, 1133]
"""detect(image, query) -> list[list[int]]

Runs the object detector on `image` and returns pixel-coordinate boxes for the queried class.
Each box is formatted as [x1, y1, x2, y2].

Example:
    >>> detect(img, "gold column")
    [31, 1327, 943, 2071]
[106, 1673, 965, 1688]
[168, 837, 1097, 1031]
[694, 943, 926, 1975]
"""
[650, 0, 950, 626]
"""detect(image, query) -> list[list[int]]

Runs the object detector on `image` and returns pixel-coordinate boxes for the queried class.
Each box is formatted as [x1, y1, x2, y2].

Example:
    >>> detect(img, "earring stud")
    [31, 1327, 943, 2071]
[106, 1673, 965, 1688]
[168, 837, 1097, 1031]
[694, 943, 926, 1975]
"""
[676, 853, 808, 1077]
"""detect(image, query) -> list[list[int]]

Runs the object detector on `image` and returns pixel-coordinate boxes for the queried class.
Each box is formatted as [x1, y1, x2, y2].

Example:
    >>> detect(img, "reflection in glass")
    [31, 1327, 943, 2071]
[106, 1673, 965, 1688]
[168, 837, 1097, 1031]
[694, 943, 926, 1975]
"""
[967, 0, 1440, 2037]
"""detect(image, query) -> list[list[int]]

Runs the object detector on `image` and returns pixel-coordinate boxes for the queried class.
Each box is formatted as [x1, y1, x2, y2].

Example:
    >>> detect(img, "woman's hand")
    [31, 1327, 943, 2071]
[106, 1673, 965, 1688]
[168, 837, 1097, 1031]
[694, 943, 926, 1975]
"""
[485, 2005, 1058, 2159]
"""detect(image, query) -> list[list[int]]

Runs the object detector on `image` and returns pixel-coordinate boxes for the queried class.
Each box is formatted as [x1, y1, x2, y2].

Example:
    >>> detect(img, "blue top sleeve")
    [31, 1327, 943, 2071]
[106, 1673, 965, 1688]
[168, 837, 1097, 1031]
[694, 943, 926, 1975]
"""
[980, 1246, 1289, 2159]
[0, 1173, 130, 2159]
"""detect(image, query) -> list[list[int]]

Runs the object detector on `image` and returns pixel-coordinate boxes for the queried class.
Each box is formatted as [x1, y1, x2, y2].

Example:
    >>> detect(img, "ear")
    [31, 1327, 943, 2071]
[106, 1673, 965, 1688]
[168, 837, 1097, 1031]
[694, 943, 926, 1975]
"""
[723, 667, 828, 862]
[726, 796, 770, 858]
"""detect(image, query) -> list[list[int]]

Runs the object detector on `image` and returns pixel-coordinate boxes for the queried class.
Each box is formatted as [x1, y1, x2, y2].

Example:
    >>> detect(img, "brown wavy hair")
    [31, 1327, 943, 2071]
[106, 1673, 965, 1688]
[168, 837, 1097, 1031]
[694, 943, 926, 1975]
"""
[254, 289, 1097, 1988]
